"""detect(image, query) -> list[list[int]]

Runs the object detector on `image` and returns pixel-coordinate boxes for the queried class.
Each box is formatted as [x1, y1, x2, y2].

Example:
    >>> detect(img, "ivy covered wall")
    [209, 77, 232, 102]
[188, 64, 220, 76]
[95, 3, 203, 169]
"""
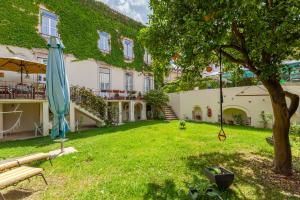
[0, 0, 147, 71]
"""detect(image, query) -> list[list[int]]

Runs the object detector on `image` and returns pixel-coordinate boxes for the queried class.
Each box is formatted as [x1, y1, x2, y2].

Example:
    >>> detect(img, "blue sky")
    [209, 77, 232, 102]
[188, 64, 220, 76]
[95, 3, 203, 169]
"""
[97, 0, 151, 25]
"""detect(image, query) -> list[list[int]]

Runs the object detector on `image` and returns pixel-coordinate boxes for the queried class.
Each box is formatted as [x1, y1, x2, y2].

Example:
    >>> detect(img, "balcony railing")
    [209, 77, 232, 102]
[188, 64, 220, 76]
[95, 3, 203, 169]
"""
[92, 89, 144, 100]
[0, 81, 46, 100]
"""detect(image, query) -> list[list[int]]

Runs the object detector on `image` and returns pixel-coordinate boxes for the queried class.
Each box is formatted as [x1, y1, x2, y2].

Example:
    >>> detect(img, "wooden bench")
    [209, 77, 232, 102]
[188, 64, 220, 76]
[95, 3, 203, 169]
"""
[0, 166, 47, 200]
[0, 153, 52, 172]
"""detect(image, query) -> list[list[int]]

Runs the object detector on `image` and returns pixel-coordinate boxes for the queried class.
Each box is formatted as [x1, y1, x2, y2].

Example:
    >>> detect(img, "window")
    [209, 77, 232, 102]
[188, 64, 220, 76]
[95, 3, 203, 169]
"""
[37, 58, 47, 83]
[98, 32, 111, 53]
[122, 38, 134, 60]
[99, 68, 110, 90]
[144, 49, 152, 65]
[144, 75, 153, 93]
[41, 9, 58, 37]
[125, 72, 133, 91]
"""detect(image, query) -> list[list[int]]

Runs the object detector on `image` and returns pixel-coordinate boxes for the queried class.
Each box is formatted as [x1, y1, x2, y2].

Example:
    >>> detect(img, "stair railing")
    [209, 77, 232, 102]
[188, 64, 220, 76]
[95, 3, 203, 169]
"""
[70, 85, 106, 119]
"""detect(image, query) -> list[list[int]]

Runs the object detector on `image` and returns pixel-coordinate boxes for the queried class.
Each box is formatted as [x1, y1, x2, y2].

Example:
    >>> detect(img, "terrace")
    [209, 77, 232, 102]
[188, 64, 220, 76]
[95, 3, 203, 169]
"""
[93, 89, 144, 101]
[0, 81, 46, 100]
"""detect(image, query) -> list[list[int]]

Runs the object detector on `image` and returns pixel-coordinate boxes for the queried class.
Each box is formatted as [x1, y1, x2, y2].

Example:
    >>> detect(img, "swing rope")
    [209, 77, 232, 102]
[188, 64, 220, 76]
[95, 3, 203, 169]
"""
[218, 47, 226, 141]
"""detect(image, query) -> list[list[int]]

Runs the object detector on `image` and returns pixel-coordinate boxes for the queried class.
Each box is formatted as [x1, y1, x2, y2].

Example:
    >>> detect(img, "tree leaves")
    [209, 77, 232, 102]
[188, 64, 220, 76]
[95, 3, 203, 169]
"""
[140, 0, 300, 81]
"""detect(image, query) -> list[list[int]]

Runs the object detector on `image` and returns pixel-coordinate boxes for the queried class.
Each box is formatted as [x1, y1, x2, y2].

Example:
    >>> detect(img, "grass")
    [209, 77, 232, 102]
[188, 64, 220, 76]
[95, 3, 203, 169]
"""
[0, 120, 299, 200]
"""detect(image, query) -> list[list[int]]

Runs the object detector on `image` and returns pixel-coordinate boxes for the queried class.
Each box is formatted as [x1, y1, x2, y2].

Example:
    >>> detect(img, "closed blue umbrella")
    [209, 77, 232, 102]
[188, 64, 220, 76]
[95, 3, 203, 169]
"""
[46, 36, 70, 139]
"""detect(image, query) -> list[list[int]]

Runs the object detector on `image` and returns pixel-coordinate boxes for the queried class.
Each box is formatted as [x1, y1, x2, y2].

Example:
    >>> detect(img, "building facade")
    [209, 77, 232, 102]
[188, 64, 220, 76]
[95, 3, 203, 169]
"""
[0, 1, 154, 140]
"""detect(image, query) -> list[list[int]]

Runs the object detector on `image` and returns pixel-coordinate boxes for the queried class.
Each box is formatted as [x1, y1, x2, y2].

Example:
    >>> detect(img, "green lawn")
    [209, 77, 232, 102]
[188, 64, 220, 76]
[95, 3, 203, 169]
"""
[0, 121, 299, 200]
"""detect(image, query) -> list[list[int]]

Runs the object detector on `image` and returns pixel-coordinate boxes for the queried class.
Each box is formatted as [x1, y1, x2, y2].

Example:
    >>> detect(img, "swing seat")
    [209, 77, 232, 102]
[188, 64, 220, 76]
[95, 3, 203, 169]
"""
[218, 129, 226, 141]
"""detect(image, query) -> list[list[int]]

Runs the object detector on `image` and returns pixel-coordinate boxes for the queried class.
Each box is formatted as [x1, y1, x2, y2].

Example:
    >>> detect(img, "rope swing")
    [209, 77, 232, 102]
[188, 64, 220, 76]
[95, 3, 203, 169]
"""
[218, 47, 226, 141]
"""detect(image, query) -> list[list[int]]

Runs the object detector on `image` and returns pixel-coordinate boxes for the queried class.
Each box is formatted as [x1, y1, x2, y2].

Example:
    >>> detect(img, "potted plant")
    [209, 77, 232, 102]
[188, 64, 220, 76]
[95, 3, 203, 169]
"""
[114, 93, 120, 100]
[137, 92, 142, 100]
[179, 120, 186, 129]
[203, 166, 234, 189]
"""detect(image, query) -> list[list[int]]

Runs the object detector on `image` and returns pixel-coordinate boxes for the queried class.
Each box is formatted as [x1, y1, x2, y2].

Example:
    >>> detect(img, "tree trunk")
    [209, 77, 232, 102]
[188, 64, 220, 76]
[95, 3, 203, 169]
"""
[262, 80, 298, 176]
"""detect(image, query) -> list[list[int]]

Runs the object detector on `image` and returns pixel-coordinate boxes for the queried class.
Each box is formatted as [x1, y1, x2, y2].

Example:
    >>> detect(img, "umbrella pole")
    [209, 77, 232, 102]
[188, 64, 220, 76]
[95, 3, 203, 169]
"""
[20, 66, 23, 83]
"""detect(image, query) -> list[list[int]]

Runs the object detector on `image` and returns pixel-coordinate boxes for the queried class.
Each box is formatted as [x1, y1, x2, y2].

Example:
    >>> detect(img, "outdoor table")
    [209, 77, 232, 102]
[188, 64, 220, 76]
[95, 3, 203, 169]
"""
[14, 83, 33, 98]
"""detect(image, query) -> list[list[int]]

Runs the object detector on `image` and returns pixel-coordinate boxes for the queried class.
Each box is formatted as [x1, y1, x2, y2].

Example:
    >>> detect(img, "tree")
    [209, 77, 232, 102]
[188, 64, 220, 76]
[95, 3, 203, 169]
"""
[144, 89, 169, 119]
[140, 0, 300, 175]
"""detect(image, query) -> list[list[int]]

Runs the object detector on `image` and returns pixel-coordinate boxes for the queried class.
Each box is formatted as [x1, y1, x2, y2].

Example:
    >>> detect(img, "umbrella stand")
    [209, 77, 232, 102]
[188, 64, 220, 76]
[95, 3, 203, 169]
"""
[53, 138, 69, 154]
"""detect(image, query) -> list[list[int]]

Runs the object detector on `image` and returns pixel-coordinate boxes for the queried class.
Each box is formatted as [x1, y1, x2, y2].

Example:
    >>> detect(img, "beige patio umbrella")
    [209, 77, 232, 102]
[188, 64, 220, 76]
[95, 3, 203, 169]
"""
[0, 57, 46, 83]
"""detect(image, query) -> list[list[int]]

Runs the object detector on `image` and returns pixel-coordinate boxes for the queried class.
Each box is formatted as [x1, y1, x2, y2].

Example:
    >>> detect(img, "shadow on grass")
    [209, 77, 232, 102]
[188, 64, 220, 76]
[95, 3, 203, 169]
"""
[143, 175, 239, 200]
[0, 120, 168, 151]
[2, 189, 33, 200]
[143, 179, 188, 200]
[186, 152, 300, 199]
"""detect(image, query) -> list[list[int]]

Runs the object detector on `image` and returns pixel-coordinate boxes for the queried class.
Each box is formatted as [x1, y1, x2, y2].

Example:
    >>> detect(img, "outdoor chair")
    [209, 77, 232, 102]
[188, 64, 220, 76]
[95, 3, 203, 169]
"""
[0, 166, 47, 200]
[0, 153, 52, 172]
[34, 122, 43, 136]
[0, 160, 19, 172]
[15, 153, 52, 166]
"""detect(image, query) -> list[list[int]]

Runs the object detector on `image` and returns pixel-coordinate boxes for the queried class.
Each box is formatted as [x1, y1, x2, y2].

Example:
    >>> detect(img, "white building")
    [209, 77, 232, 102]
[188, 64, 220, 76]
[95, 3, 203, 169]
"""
[0, 3, 154, 141]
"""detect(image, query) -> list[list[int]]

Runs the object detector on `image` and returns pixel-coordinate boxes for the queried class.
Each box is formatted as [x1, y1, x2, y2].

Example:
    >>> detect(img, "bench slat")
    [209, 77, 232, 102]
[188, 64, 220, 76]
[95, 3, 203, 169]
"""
[0, 166, 43, 189]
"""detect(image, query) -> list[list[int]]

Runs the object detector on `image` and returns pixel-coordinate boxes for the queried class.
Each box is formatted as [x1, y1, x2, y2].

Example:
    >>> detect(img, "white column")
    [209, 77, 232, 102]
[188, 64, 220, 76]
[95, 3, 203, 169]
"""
[69, 102, 76, 132]
[42, 101, 49, 136]
[129, 101, 135, 122]
[0, 104, 3, 139]
[141, 102, 147, 120]
[118, 101, 123, 124]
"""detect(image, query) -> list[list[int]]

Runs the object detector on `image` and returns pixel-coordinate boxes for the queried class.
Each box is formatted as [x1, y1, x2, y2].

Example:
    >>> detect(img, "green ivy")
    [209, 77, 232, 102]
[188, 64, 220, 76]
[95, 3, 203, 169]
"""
[0, 0, 148, 71]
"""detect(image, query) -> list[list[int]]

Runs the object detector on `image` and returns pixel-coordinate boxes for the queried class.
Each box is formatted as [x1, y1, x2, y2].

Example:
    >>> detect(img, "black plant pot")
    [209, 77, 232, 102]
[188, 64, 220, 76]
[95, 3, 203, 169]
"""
[203, 166, 234, 189]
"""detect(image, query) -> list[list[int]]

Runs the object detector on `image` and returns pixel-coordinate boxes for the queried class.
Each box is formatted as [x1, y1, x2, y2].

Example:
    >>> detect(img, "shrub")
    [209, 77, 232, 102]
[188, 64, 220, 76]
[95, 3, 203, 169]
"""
[179, 120, 186, 129]
[260, 111, 273, 129]
[144, 89, 169, 119]
[290, 123, 300, 135]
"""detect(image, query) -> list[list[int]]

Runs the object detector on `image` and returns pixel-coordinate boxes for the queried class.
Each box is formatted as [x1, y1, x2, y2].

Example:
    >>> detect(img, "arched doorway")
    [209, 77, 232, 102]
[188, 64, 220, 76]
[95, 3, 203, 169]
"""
[146, 104, 153, 119]
[192, 106, 202, 121]
[223, 107, 250, 125]
[134, 103, 143, 121]
[122, 102, 129, 122]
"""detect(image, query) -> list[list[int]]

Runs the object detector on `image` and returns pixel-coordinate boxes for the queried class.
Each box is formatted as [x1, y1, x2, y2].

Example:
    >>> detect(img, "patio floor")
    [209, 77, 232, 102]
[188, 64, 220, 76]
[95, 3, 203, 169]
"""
[0, 131, 42, 142]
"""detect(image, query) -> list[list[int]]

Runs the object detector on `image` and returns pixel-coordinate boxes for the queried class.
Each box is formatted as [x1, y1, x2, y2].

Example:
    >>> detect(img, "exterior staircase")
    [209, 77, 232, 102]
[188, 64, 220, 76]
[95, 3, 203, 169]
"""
[71, 102, 103, 124]
[69, 86, 106, 130]
[162, 105, 178, 120]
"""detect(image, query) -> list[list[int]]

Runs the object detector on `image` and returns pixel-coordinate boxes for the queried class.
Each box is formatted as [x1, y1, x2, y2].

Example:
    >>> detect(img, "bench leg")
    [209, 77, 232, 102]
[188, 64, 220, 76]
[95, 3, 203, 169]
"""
[0, 192, 5, 200]
[49, 158, 53, 166]
[40, 174, 48, 185]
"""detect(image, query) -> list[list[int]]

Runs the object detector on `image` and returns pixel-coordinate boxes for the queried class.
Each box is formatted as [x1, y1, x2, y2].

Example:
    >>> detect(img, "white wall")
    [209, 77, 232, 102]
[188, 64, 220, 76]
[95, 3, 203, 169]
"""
[3, 103, 40, 132]
[0, 45, 153, 94]
[168, 86, 300, 128]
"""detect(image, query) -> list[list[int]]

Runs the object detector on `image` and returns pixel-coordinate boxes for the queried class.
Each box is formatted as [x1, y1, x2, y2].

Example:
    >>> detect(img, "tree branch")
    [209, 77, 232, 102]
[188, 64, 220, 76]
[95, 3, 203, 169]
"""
[218, 48, 247, 64]
[232, 21, 246, 49]
[284, 91, 299, 118]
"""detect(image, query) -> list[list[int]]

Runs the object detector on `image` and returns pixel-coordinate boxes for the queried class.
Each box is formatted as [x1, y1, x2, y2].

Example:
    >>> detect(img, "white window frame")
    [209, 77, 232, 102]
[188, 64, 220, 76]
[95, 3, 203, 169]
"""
[122, 38, 134, 60]
[99, 67, 111, 90]
[144, 75, 153, 93]
[98, 32, 111, 53]
[125, 72, 134, 91]
[40, 9, 58, 37]
[36, 57, 47, 83]
[144, 49, 152, 65]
